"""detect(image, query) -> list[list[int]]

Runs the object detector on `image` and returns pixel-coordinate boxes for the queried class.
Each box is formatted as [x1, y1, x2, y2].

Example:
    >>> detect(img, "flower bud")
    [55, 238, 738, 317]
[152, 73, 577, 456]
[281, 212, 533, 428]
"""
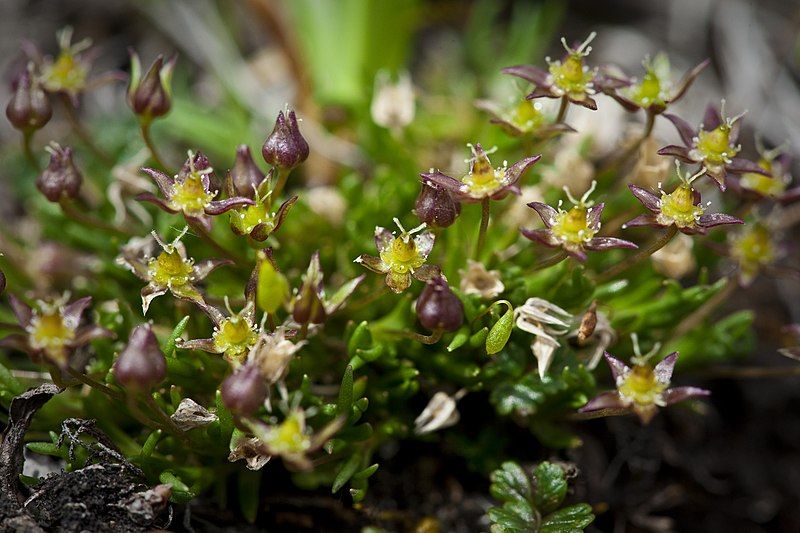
[6, 65, 52, 132]
[36, 144, 83, 202]
[292, 281, 326, 325]
[127, 51, 176, 121]
[253, 250, 290, 314]
[262, 110, 309, 171]
[113, 324, 166, 391]
[221, 363, 267, 416]
[414, 182, 460, 228]
[230, 145, 266, 198]
[416, 276, 464, 332]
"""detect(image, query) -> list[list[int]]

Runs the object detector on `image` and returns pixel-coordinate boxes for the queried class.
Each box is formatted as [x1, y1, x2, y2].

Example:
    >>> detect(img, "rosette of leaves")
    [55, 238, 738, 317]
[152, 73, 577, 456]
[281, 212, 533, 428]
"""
[487, 461, 594, 533]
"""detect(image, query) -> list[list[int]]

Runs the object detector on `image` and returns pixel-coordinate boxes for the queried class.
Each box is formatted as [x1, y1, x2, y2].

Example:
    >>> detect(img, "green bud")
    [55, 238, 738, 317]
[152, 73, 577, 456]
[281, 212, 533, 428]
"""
[486, 308, 514, 355]
[254, 251, 289, 314]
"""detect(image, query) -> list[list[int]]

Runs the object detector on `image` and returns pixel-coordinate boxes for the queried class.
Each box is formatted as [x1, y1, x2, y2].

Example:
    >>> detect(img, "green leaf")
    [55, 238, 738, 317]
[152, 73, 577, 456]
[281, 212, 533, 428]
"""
[140, 429, 162, 458]
[159, 470, 195, 503]
[447, 325, 471, 352]
[533, 462, 567, 514]
[0, 361, 23, 395]
[164, 316, 190, 358]
[540, 503, 595, 533]
[332, 453, 361, 493]
[337, 365, 354, 416]
[237, 469, 261, 524]
[490, 461, 532, 504]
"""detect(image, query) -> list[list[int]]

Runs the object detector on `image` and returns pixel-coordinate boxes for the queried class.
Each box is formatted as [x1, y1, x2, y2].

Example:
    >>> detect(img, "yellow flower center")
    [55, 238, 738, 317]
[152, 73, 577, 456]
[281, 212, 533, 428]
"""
[507, 99, 543, 132]
[231, 201, 274, 235]
[213, 315, 258, 362]
[629, 70, 665, 106]
[28, 311, 75, 363]
[265, 412, 311, 455]
[618, 365, 667, 407]
[41, 53, 88, 93]
[549, 55, 593, 98]
[730, 224, 775, 272]
[169, 173, 214, 216]
[695, 126, 737, 165]
[657, 185, 703, 228]
[551, 206, 596, 245]
[380, 236, 425, 274]
[148, 249, 194, 288]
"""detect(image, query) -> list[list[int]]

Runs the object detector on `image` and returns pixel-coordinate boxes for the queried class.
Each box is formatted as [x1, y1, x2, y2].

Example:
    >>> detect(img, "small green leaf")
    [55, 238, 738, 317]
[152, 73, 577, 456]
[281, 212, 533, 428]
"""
[486, 308, 514, 355]
[447, 326, 471, 352]
[140, 429, 162, 458]
[159, 470, 195, 503]
[540, 503, 595, 532]
[332, 453, 361, 493]
[164, 316, 190, 358]
[337, 365, 354, 416]
[469, 327, 489, 347]
[533, 462, 567, 514]
[237, 469, 261, 524]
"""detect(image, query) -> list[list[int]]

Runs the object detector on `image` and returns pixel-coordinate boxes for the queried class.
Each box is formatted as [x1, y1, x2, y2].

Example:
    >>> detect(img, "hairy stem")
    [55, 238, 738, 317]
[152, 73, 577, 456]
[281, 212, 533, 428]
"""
[595, 225, 677, 283]
[271, 167, 291, 200]
[567, 407, 631, 421]
[139, 120, 168, 170]
[555, 96, 569, 123]
[22, 131, 41, 172]
[64, 366, 125, 402]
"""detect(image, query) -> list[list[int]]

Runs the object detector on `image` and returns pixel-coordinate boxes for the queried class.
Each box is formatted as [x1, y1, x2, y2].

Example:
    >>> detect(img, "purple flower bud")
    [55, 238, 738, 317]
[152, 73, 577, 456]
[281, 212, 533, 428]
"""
[416, 276, 464, 332]
[6, 65, 52, 132]
[113, 324, 167, 391]
[292, 282, 327, 325]
[127, 51, 176, 121]
[414, 183, 461, 228]
[36, 144, 83, 202]
[221, 363, 267, 416]
[230, 145, 266, 198]
[262, 110, 309, 171]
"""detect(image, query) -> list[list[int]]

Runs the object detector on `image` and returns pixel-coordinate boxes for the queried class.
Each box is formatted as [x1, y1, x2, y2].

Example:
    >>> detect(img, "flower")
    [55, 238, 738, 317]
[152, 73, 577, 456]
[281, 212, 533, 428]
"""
[728, 142, 800, 204]
[658, 101, 766, 190]
[246, 327, 304, 385]
[6, 63, 52, 133]
[370, 71, 415, 131]
[180, 299, 259, 364]
[354, 218, 440, 293]
[722, 220, 799, 286]
[522, 181, 637, 261]
[32, 27, 94, 104]
[127, 51, 176, 122]
[36, 143, 83, 202]
[137, 151, 254, 232]
[420, 143, 541, 203]
[579, 352, 710, 424]
[245, 408, 344, 471]
[514, 298, 574, 377]
[2, 293, 112, 367]
[116, 228, 231, 314]
[416, 276, 464, 332]
[262, 109, 309, 171]
[113, 323, 167, 391]
[651, 233, 696, 279]
[598, 54, 709, 114]
[474, 96, 573, 138]
[225, 169, 297, 241]
[503, 32, 600, 110]
[414, 390, 465, 435]
[625, 163, 743, 235]
[414, 182, 461, 228]
[291, 252, 364, 325]
[459, 260, 504, 299]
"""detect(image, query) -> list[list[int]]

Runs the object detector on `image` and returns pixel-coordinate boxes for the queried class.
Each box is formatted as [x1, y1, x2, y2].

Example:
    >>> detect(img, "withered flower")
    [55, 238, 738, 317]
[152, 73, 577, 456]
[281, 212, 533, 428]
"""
[291, 252, 364, 325]
[728, 141, 800, 204]
[36, 143, 83, 202]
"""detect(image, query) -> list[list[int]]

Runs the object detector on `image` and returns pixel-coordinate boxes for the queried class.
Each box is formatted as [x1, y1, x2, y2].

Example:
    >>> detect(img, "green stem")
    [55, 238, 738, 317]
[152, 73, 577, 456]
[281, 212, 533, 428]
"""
[595, 226, 677, 283]
[64, 366, 125, 402]
[474, 198, 491, 260]
[271, 168, 291, 200]
[22, 131, 41, 172]
[139, 120, 168, 170]
[555, 96, 569, 123]
[59, 198, 133, 238]
[394, 328, 443, 345]
[60, 95, 114, 167]
[672, 279, 737, 337]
